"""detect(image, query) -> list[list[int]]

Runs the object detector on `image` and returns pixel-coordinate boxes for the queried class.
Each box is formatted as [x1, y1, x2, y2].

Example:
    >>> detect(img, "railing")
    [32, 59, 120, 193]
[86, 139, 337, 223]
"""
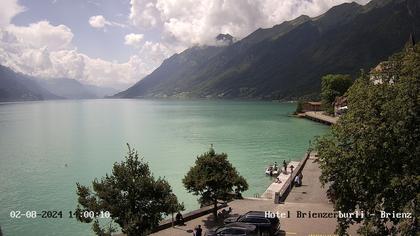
[151, 202, 228, 233]
[275, 152, 311, 203]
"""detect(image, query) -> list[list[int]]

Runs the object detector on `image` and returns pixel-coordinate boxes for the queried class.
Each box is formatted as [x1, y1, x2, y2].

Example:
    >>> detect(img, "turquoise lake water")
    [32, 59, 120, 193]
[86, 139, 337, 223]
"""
[0, 99, 328, 235]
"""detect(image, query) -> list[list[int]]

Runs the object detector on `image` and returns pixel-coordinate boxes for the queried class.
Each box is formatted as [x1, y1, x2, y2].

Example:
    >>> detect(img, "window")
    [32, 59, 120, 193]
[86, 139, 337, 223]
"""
[246, 217, 269, 223]
[218, 228, 236, 235]
[230, 228, 246, 235]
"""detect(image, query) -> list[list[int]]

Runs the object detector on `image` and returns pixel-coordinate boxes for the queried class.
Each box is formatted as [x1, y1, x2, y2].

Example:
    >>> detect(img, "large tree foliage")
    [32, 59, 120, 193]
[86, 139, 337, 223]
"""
[316, 44, 420, 235]
[76, 144, 183, 236]
[320, 74, 353, 114]
[183, 147, 248, 219]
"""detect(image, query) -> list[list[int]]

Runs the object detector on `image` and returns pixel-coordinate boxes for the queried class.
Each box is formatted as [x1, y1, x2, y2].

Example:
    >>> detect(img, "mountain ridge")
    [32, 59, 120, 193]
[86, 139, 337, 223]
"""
[0, 65, 62, 102]
[0, 65, 119, 101]
[114, 0, 420, 100]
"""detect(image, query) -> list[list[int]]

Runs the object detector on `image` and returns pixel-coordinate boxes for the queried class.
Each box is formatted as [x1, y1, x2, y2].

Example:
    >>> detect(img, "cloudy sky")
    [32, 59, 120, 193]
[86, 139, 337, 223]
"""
[0, 0, 371, 90]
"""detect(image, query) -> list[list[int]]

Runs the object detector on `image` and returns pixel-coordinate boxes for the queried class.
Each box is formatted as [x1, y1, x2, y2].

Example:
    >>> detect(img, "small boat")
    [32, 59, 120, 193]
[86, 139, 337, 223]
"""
[265, 165, 280, 176]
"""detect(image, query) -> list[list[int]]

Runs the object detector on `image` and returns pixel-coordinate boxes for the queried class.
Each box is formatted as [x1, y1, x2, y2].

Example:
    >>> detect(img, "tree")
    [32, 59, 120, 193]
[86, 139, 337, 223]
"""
[183, 147, 248, 219]
[315, 43, 420, 235]
[76, 144, 184, 236]
[320, 74, 353, 114]
[294, 100, 304, 114]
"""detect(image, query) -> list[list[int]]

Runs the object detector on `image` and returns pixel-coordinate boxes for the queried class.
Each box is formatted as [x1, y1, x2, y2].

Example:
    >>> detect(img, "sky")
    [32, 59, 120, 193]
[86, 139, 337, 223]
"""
[0, 0, 371, 90]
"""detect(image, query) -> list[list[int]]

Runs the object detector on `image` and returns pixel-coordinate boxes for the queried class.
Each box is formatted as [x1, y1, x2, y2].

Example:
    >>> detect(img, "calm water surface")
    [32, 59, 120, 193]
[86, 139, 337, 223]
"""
[0, 99, 328, 235]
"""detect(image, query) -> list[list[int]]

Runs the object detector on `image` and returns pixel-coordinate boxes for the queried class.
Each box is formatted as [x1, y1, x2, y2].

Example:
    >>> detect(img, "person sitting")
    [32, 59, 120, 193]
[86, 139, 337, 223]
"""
[219, 206, 233, 218]
[294, 175, 301, 187]
[267, 166, 273, 176]
[175, 211, 184, 225]
[218, 208, 227, 218]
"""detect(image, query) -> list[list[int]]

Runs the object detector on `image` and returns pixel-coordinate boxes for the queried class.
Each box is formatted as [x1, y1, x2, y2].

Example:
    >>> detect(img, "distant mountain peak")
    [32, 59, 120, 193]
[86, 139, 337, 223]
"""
[289, 15, 311, 24]
[215, 33, 234, 45]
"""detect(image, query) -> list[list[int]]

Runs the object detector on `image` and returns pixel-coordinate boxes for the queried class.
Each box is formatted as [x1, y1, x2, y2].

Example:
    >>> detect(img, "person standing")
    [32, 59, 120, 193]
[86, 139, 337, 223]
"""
[290, 165, 294, 174]
[194, 225, 202, 236]
[283, 160, 287, 173]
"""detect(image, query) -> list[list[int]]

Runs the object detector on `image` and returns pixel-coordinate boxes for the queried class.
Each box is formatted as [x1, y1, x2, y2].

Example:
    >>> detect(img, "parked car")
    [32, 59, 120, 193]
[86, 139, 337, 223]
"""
[224, 211, 280, 235]
[205, 222, 257, 236]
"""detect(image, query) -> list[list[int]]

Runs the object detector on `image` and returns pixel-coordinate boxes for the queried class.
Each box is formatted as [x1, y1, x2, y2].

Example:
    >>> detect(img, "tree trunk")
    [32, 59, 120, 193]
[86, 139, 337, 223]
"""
[213, 199, 218, 220]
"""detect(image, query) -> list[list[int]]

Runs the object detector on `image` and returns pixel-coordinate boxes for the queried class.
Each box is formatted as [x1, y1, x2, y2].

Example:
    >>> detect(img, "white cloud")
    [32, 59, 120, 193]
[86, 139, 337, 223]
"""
[0, 0, 25, 27]
[88, 15, 127, 29]
[0, 1, 145, 90]
[129, 0, 161, 28]
[139, 41, 181, 69]
[124, 33, 144, 47]
[7, 21, 73, 50]
[89, 15, 107, 28]
[0, 21, 142, 89]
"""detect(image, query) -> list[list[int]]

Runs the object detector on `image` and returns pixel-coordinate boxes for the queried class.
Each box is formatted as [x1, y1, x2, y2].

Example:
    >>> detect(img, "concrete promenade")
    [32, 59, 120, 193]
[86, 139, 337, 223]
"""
[280, 152, 359, 235]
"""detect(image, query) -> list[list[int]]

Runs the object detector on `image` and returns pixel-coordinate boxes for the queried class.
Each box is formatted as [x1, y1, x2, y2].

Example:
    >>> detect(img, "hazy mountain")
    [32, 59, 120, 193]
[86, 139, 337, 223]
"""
[83, 84, 119, 98]
[114, 0, 420, 100]
[0, 65, 62, 102]
[34, 78, 119, 99]
[0, 65, 119, 101]
[34, 78, 97, 99]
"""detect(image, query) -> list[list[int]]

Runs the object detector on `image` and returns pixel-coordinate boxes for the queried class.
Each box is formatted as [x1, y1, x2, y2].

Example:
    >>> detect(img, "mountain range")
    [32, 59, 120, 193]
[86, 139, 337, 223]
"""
[0, 65, 117, 102]
[114, 0, 420, 100]
[34, 78, 117, 99]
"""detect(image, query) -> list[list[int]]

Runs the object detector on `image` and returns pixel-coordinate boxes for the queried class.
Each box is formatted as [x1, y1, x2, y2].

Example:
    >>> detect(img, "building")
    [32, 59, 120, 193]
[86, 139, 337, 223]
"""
[302, 102, 322, 112]
[370, 33, 416, 85]
[369, 60, 395, 85]
[334, 96, 348, 116]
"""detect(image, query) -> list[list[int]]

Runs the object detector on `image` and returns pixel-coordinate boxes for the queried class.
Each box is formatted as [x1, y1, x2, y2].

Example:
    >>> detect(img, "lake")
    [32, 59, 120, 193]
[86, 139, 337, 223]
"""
[0, 99, 328, 235]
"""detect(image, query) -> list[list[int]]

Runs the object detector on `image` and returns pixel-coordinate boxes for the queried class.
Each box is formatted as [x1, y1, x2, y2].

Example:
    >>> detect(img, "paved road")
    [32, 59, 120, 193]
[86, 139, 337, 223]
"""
[278, 153, 358, 236]
[286, 154, 329, 204]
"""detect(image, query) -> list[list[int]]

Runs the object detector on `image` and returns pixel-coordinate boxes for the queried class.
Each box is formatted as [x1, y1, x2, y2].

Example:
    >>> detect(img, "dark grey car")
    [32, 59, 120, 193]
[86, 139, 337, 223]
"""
[205, 222, 257, 236]
[224, 211, 280, 235]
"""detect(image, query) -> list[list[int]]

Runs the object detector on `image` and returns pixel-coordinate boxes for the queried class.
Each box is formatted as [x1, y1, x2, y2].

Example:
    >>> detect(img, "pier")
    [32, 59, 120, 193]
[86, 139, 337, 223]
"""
[261, 160, 300, 202]
[303, 111, 338, 125]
